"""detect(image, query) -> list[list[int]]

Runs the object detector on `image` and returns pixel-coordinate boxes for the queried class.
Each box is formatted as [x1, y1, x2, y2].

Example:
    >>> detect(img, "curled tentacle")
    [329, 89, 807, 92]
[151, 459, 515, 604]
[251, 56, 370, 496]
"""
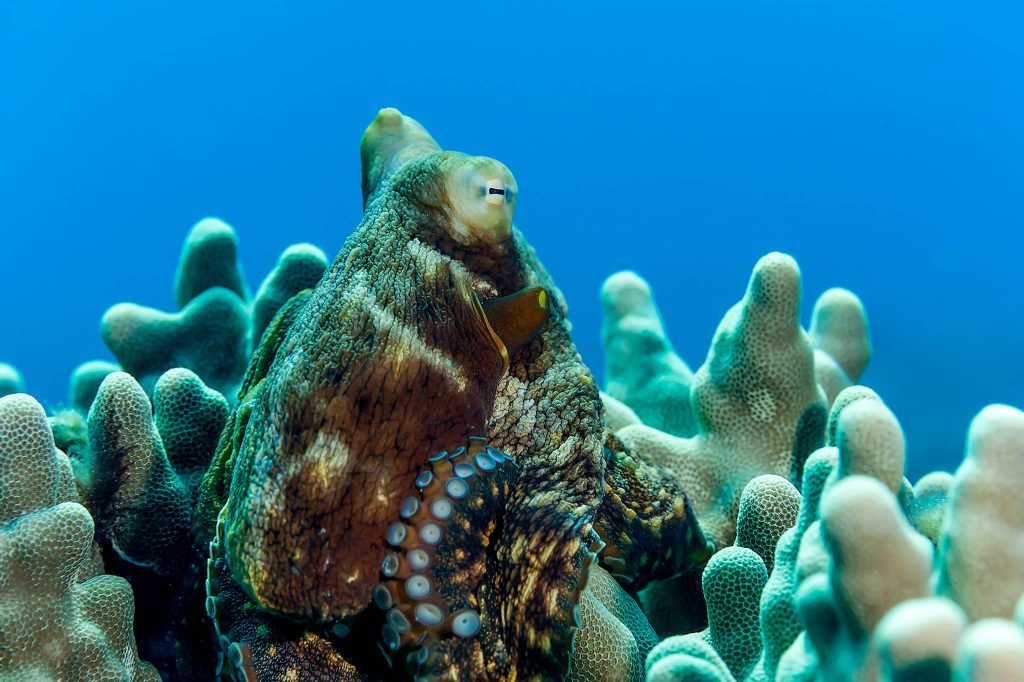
[594, 430, 714, 589]
[206, 509, 372, 681]
[374, 437, 518, 679]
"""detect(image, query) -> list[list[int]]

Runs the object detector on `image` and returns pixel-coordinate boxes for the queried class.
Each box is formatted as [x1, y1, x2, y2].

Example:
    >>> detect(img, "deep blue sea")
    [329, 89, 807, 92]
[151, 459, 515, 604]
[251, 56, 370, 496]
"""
[1, 1, 1021, 480]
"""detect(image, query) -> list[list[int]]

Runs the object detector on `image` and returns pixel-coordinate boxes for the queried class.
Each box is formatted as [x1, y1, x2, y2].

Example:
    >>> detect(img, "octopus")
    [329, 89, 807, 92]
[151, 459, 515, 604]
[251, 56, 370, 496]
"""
[195, 108, 714, 681]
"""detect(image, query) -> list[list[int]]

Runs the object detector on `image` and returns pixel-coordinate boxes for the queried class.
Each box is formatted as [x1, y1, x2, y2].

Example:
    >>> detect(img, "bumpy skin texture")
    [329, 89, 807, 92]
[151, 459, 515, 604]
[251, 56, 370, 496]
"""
[0, 393, 158, 681]
[0, 363, 24, 397]
[250, 243, 328, 351]
[197, 109, 701, 681]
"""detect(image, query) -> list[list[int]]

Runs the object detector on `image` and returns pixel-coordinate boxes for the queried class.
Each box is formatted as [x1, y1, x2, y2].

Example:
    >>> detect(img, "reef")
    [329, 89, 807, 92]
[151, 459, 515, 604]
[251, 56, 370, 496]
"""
[1, 108, 1022, 682]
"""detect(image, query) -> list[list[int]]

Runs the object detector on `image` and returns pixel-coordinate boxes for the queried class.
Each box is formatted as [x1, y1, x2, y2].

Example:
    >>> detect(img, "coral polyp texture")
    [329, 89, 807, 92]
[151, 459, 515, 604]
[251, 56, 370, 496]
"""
[604, 269, 1024, 682]
[0, 393, 158, 681]
[1, 108, 1022, 682]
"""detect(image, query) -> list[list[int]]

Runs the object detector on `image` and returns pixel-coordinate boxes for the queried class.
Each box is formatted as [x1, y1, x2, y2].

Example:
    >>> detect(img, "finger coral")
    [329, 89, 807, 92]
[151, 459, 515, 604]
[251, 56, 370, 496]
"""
[99, 218, 327, 401]
[0, 393, 158, 681]
[640, 392, 1024, 682]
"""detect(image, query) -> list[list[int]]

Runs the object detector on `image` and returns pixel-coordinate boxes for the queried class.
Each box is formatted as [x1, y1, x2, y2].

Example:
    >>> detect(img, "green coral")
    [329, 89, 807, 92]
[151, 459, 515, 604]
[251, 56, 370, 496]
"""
[100, 218, 330, 403]
[52, 368, 228, 678]
[646, 547, 768, 682]
[68, 360, 120, 413]
[601, 271, 697, 437]
[569, 565, 660, 682]
[85, 371, 194, 576]
[250, 243, 327, 351]
[174, 217, 250, 309]
[101, 286, 250, 398]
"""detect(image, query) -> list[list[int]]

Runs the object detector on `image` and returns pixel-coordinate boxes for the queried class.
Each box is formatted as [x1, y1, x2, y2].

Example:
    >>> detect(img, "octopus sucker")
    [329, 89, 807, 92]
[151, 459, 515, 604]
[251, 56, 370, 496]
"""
[374, 438, 516, 679]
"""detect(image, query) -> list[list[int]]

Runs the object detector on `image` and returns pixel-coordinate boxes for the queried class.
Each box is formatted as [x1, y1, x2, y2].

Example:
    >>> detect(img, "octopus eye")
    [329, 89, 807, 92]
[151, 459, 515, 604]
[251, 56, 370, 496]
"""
[483, 179, 512, 206]
[443, 156, 518, 245]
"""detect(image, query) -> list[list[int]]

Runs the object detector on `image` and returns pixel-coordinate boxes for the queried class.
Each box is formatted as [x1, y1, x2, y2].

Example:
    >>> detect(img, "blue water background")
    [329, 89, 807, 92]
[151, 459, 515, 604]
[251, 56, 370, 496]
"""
[1, 2, 1021, 480]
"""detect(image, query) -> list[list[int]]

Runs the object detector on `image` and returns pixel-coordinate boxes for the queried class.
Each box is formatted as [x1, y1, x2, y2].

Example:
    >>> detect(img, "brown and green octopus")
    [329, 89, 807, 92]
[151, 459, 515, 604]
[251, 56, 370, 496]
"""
[195, 108, 713, 681]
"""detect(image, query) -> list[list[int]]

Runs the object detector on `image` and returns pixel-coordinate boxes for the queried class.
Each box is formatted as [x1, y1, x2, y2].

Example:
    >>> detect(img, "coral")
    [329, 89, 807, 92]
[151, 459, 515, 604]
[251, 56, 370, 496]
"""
[100, 219, 331, 403]
[807, 288, 871, 406]
[48, 369, 227, 678]
[101, 286, 250, 398]
[569, 565, 659, 682]
[100, 217, 250, 398]
[872, 598, 966, 681]
[644, 393, 1024, 682]
[610, 254, 828, 552]
[68, 360, 121, 413]
[935, 404, 1024, 621]
[602, 255, 829, 637]
[734, 475, 801, 576]
[85, 371, 194, 576]
[4, 107, 1020, 682]
[174, 217, 249, 309]
[250, 242, 327, 350]
[0, 363, 25, 397]
[953, 619, 1024, 680]
[600, 271, 697, 437]
[0, 393, 158, 681]
[601, 391, 642, 432]
[592, 255, 1024, 682]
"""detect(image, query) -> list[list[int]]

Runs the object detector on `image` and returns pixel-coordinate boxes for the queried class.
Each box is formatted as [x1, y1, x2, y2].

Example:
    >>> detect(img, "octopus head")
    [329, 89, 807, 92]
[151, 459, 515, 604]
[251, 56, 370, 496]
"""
[436, 154, 517, 247]
[361, 108, 519, 248]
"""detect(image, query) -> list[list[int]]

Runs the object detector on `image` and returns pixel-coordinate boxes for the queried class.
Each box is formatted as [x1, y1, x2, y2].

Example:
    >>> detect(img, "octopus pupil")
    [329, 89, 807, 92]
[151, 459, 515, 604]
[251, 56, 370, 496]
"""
[488, 187, 505, 195]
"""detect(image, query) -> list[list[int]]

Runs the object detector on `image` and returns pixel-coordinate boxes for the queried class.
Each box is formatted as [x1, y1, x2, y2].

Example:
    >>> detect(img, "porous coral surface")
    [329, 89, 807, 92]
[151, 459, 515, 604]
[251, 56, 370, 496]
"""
[0, 393, 158, 681]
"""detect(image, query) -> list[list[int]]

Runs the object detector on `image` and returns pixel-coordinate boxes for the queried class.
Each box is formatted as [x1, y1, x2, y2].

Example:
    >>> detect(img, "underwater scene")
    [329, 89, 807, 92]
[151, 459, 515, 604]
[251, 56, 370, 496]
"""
[1, 2, 1022, 681]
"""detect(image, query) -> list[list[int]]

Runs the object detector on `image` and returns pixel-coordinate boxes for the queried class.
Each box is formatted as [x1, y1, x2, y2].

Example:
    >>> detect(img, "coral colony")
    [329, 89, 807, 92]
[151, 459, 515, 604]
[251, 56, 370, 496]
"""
[2, 110, 1023, 682]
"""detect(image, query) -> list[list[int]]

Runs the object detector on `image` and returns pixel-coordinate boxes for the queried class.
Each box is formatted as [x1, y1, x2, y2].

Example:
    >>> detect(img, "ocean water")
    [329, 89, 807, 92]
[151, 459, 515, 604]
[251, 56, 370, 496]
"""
[1, 0, 1021, 481]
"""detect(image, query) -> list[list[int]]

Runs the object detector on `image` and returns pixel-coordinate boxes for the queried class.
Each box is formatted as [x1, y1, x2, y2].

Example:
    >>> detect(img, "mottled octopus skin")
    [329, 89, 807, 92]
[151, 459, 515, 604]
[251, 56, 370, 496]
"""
[222, 161, 512, 622]
[199, 109, 709, 681]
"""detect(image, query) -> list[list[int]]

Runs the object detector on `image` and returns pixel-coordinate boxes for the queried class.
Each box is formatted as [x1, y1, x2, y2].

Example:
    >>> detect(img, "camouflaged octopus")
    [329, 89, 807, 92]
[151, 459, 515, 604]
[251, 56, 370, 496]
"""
[196, 109, 713, 681]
